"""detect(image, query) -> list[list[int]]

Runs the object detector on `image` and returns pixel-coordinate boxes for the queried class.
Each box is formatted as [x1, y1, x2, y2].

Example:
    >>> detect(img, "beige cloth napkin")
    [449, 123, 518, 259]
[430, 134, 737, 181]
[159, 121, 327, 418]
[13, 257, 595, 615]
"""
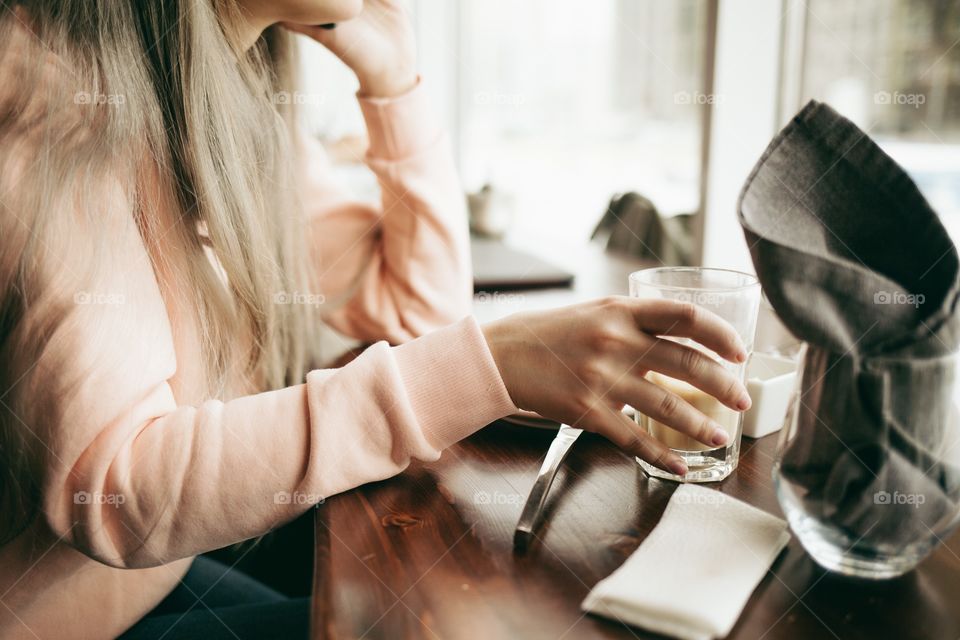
[582, 484, 790, 640]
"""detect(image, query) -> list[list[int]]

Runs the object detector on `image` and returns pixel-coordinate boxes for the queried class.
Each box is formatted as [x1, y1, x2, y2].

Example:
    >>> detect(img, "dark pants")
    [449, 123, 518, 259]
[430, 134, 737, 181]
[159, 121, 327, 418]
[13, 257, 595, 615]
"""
[120, 556, 309, 639]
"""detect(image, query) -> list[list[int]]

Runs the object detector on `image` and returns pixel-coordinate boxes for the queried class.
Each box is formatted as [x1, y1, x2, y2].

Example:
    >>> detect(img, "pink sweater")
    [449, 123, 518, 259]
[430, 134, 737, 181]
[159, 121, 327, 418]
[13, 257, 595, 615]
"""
[0, 79, 517, 638]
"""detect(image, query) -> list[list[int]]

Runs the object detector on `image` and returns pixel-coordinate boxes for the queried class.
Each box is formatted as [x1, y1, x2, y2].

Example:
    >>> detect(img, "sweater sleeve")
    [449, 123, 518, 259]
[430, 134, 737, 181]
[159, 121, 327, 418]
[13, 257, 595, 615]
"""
[299, 78, 473, 344]
[24, 181, 515, 571]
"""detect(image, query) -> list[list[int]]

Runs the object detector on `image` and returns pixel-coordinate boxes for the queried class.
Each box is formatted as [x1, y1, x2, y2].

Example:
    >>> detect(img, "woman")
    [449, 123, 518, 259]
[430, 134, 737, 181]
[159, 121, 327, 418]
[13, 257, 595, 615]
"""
[0, 1, 751, 638]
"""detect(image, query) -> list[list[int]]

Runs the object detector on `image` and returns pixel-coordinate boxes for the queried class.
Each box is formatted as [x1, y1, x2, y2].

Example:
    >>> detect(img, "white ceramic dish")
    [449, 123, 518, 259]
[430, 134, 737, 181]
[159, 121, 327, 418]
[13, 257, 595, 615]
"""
[742, 352, 798, 438]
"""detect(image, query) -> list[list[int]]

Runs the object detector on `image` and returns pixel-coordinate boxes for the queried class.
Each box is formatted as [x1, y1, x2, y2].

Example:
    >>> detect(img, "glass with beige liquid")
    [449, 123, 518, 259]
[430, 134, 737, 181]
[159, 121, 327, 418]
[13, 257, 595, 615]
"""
[630, 267, 760, 482]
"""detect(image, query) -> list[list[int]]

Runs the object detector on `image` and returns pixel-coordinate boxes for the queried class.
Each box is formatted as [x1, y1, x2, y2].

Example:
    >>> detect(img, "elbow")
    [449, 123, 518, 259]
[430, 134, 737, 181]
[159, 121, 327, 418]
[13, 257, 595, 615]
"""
[52, 521, 168, 570]
[73, 545, 160, 571]
[43, 489, 168, 570]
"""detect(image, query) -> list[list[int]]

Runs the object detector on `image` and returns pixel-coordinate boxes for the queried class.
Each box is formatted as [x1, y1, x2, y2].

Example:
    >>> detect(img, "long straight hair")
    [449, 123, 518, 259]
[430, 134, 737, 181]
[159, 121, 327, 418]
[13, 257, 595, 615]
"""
[0, 1, 321, 542]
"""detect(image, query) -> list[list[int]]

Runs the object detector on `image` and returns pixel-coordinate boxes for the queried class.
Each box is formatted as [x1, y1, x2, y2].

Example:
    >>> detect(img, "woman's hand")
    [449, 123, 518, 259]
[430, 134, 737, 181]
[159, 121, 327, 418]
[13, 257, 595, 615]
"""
[482, 296, 752, 475]
[282, 0, 417, 99]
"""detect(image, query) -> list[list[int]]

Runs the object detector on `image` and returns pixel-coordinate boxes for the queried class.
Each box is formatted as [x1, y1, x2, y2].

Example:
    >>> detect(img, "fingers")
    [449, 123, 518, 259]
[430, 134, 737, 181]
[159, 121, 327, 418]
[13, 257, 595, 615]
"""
[612, 375, 731, 448]
[640, 337, 751, 411]
[628, 298, 748, 364]
[579, 405, 688, 475]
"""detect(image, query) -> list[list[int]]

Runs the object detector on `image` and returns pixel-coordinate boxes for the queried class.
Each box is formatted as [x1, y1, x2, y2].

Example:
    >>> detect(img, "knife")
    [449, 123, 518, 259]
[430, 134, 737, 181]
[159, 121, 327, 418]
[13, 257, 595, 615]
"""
[513, 424, 583, 551]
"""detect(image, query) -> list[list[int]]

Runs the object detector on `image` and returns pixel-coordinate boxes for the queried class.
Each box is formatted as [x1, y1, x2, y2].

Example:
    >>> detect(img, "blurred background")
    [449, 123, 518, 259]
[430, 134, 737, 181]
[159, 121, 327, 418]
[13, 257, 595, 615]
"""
[293, 0, 960, 272]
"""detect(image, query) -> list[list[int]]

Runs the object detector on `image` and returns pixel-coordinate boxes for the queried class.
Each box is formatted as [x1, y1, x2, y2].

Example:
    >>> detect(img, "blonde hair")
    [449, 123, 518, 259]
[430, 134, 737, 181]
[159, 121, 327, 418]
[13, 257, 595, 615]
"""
[0, 1, 321, 542]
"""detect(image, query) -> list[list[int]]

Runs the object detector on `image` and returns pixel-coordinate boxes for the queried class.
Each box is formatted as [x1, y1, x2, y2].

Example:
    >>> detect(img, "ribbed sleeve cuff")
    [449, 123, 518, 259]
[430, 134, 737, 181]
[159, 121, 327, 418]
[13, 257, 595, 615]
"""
[392, 316, 518, 450]
[357, 77, 442, 161]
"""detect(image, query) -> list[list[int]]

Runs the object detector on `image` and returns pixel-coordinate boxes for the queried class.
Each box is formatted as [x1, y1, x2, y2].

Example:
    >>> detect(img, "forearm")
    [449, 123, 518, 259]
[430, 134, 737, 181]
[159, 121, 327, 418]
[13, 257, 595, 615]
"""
[307, 80, 473, 343]
[45, 317, 515, 568]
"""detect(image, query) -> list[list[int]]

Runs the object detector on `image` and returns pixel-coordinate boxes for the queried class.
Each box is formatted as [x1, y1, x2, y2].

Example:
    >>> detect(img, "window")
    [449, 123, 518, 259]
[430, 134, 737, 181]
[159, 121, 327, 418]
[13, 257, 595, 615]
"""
[453, 0, 711, 252]
[297, 0, 960, 260]
[797, 0, 960, 237]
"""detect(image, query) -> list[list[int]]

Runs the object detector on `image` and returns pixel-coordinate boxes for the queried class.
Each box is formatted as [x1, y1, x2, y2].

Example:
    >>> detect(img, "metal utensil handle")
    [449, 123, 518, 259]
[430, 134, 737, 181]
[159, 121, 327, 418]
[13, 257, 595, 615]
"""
[514, 425, 582, 549]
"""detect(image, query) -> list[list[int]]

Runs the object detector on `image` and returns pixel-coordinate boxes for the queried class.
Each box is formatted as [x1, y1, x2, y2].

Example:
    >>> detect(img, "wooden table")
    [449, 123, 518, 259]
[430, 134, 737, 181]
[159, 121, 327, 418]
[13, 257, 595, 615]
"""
[311, 242, 960, 639]
[311, 425, 960, 640]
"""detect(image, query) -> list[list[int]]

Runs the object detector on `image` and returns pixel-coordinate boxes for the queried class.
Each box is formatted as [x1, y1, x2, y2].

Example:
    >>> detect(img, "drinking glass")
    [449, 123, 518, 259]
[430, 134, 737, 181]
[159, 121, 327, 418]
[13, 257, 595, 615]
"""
[629, 267, 761, 482]
[774, 344, 960, 578]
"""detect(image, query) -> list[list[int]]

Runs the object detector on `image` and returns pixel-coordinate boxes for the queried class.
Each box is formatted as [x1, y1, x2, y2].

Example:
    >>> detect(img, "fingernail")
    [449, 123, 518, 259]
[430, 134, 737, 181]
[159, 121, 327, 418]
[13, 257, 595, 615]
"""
[711, 428, 728, 446]
[737, 393, 752, 411]
[669, 459, 688, 476]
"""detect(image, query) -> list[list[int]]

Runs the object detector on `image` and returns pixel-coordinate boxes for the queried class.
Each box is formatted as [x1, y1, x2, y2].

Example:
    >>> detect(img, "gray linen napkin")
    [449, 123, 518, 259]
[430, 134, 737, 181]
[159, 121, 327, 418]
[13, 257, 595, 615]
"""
[737, 100, 960, 546]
